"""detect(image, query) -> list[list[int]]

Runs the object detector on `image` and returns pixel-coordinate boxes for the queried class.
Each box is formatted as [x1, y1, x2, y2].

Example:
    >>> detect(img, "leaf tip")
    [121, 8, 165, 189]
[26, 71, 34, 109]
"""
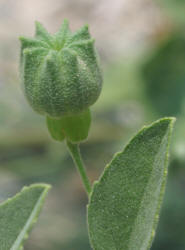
[22, 183, 51, 191]
[157, 116, 176, 134]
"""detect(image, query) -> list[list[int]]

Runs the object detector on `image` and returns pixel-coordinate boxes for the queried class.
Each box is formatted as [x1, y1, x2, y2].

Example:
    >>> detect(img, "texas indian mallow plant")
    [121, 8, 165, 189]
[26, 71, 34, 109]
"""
[3, 19, 175, 250]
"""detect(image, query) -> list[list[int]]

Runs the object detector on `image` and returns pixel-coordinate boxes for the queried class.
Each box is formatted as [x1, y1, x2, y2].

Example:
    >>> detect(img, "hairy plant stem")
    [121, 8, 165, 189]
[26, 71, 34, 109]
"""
[67, 140, 92, 197]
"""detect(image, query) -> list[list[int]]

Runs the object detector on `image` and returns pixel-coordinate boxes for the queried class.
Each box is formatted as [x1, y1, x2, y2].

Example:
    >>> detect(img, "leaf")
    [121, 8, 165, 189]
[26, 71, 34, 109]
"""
[142, 33, 185, 116]
[88, 118, 175, 250]
[0, 183, 51, 250]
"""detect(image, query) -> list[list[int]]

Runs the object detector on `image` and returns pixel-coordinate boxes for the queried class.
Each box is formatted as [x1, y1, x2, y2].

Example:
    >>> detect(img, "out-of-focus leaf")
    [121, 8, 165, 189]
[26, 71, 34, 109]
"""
[142, 33, 185, 116]
[158, 0, 185, 24]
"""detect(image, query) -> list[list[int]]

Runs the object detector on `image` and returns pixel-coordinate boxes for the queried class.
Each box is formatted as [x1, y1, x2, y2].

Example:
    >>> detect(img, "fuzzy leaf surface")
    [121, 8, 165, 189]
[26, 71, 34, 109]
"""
[0, 184, 50, 250]
[88, 118, 175, 250]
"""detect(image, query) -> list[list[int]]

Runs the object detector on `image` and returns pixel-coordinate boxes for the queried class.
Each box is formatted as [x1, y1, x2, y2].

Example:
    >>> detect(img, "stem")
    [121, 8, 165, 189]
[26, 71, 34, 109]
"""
[66, 140, 92, 197]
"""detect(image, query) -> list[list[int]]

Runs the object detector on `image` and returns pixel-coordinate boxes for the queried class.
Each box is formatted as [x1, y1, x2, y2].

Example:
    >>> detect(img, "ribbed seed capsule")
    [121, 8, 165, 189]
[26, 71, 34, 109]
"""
[19, 20, 102, 118]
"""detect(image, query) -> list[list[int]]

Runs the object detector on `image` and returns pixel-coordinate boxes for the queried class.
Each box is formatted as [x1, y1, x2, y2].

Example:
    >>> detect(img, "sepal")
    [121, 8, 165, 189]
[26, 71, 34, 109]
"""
[46, 109, 91, 143]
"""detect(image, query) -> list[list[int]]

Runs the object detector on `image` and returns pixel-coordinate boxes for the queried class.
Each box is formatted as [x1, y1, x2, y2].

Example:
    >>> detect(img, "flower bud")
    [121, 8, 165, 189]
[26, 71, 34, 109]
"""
[19, 20, 103, 118]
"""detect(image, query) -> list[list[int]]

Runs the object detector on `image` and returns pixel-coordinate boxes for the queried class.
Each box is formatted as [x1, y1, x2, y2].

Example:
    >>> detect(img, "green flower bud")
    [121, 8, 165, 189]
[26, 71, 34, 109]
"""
[19, 20, 103, 118]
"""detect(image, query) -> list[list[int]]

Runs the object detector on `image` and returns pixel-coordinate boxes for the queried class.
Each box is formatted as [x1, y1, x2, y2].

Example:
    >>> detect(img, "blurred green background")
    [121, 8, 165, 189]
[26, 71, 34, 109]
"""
[0, 0, 185, 249]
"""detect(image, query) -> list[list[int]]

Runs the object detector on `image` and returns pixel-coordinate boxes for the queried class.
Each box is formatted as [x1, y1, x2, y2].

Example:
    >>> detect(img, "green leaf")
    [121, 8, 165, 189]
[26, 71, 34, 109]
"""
[142, 33, 185, 116]
[88, 118, 175, 250]
[0, 183, 51, 250]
